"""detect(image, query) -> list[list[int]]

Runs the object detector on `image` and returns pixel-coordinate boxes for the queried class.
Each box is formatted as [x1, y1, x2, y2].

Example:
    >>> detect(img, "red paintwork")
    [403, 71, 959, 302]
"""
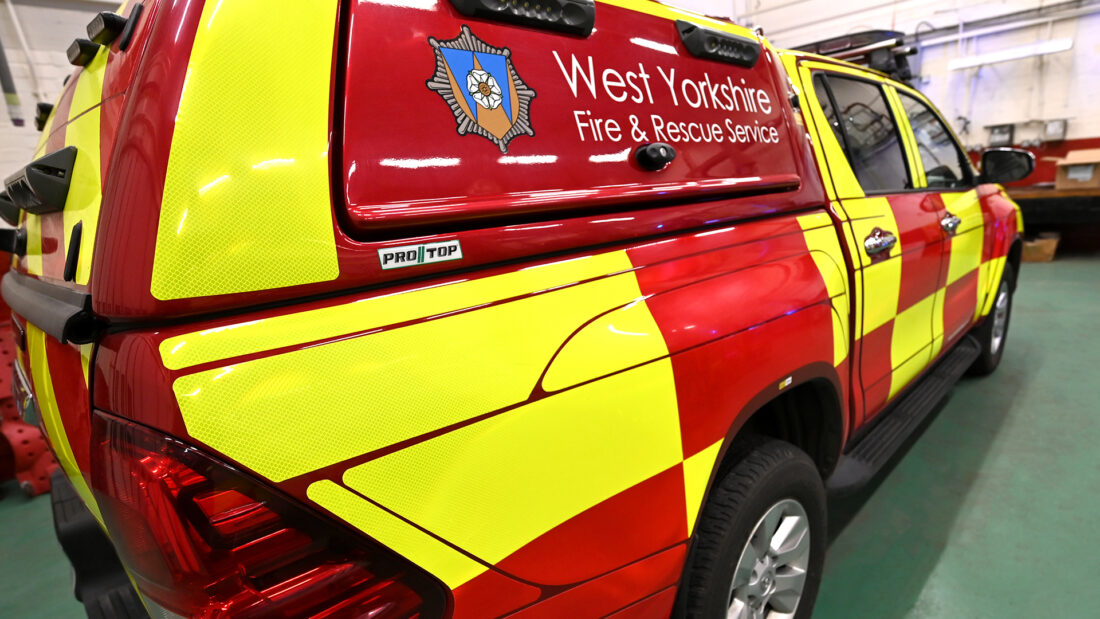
[451, 571, 541, 619]
[342, 3, 804, 234]
[605, 586, 678, 619]
[506, 545, 685, 619]
[495, 465, 687, 585]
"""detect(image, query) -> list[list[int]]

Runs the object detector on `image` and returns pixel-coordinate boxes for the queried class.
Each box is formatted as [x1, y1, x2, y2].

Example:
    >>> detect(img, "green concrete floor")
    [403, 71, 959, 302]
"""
[817, 255, 1100, 618]
[0, 256, 1096, 618]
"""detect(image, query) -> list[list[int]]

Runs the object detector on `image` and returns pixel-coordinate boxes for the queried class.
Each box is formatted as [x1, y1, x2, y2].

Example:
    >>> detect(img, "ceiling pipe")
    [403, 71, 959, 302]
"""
[1, 0, 46, 102]
[0, 38, 24, 126]
[917, 4, 1100, 48]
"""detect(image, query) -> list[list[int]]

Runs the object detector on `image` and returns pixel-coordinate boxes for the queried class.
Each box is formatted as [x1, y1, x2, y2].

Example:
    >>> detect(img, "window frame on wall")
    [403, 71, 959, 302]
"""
[811, 71, 915, 196]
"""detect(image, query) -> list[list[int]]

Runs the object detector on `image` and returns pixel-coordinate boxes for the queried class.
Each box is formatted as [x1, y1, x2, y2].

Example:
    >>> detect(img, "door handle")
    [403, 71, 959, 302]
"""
[864, 227, 897, 258]
[941, 213, 962, 235]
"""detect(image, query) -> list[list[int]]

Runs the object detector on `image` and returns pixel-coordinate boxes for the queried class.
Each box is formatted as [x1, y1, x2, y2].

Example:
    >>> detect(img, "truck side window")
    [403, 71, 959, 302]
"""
[897, 92, 973, 189]
[812, 75, 848, 154]
[818, 75, 911, 193]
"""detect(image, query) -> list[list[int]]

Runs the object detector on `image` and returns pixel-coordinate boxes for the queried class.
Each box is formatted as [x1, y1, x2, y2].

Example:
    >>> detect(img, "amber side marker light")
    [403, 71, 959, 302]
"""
[87, 11, 128, 45]
[33, 102, 53, 132]
[676, 20, 761, 68]
[88, 412, 447, 619]
[87, 5, 145, 51]
[66, 38, 101, 67]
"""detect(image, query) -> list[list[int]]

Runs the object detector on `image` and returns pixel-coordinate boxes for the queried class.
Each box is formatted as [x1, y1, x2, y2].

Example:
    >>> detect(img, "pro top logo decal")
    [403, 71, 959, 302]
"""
[426, 26, 536, 153]
[378, 240, 462, 270]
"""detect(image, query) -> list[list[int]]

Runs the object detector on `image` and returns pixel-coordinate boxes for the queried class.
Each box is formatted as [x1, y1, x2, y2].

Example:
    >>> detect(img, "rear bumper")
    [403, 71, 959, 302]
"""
[50, 469, 149, 619]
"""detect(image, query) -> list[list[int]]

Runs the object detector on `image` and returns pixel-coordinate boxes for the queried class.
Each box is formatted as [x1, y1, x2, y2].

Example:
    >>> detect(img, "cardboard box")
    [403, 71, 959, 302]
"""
[1052, 149, 1100, 190]
[1022, 233, 1060, 262]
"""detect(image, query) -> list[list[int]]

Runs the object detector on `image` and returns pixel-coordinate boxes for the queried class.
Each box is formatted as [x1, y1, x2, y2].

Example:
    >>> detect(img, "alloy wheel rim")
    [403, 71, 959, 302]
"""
[990, 281, 1010, 355]
[727, 498, 811, 619]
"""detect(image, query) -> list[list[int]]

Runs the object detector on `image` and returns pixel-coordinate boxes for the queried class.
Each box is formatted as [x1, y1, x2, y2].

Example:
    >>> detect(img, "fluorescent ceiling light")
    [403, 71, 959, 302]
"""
[948, 38, 1073, 70]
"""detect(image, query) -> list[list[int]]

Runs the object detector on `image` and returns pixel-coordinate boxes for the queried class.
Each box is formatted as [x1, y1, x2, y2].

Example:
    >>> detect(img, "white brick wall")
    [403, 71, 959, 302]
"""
[0, 1, 113, 175]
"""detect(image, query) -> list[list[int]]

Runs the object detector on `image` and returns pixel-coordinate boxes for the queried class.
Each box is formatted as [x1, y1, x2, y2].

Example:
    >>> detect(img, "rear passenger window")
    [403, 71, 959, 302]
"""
[818, 75, 911, 193]
[897, 92, 972, 189]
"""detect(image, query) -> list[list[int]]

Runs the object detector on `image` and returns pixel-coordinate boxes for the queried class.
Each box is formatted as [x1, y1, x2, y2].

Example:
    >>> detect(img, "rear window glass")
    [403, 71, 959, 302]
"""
[818, 75, 910, 193]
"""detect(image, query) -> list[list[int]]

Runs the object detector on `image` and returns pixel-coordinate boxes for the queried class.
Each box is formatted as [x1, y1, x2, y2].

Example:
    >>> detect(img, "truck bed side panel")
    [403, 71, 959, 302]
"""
[93, 210, 850, 614]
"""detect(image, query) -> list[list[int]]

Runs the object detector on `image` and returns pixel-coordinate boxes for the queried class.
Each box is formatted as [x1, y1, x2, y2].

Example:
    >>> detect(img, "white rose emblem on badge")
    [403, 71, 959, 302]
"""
[426, 25, 536, 153]
[467, 69, 503, 110]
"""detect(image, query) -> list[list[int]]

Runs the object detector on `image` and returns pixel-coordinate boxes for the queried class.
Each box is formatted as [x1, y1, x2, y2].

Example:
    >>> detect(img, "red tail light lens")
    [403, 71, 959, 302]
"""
[88, 411, 447, 618]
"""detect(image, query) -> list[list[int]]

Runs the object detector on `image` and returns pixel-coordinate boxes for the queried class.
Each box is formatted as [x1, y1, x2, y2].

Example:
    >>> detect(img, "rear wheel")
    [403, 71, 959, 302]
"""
[968, 263, 1014, 376]
[680, 437, 826, 619]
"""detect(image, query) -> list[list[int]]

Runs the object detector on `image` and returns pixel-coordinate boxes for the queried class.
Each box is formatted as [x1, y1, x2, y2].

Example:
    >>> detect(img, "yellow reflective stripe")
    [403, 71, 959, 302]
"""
[891, 294, 934, 373]
[978, 256, 1006, 318]
[341, 359, 683, 565]
[308, 480, 487, 589]
[683, 439, 722, 536]
[884, 86, 924, 187]
[796, 62, 865, 200]
[64, 48, 109, 285]
[151, 0, 339, 300]
[598, 0, 758, 37]
[943, 190, 984, 234]
[26, 324, 103, 523]
[946, 227, 982, 286]
[23, 45, 108, 280]
[541, 293, 666, 391]
[63, 109, 104, 285]
[797, 212, 850, 366]
[68, 49, 107, 123]
[890, 345, 930, 399]
[780, 53, 836, 202]
[160, 251, 633, 370]
[860, 250, 901, 335]
[80, 343, 94, 388]
[173, 261, 649, 482]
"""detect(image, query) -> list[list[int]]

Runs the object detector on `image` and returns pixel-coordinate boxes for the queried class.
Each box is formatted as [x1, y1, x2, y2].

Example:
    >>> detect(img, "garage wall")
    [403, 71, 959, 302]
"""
[0, 0, 115, 175]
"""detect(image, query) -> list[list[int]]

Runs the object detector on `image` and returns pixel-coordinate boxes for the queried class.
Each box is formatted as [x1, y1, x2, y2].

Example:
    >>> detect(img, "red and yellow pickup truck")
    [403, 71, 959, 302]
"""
[0, 1, 1033, 618]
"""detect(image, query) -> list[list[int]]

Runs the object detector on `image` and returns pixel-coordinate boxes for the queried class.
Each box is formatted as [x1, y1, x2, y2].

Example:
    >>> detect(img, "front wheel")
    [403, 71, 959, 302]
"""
[968, 263, 1015, 376]
[679, 437, 826, 619]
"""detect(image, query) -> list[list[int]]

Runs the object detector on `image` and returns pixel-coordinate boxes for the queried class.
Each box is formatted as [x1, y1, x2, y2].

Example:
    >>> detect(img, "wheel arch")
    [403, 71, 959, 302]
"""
[700, 362, 846, 499]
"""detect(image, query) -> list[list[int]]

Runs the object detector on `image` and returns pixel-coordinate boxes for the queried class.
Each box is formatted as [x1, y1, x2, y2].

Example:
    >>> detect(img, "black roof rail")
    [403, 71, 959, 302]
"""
[793, 30, 917, 80]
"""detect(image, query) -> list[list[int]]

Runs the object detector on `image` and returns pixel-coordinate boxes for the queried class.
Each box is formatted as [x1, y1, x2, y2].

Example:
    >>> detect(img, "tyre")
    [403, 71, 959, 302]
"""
[679, 436, 826, 619]
[968, 263, 1014, 376]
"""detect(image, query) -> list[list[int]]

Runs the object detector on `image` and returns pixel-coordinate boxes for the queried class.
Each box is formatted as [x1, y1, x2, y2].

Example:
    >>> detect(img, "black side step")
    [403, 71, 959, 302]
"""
[827, 335, 981, 496]
[50, 470, 149, 619]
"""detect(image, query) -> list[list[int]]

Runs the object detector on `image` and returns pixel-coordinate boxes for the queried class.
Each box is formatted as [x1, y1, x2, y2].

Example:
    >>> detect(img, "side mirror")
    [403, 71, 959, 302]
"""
[980, 148, 1035, 184]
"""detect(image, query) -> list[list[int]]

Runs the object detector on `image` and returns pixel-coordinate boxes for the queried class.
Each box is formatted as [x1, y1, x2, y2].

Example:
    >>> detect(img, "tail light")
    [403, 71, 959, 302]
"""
[88, 411, 447, 618]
